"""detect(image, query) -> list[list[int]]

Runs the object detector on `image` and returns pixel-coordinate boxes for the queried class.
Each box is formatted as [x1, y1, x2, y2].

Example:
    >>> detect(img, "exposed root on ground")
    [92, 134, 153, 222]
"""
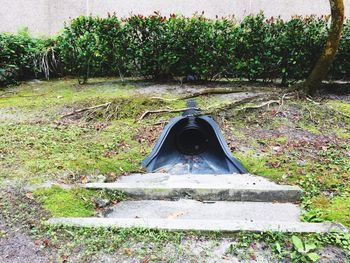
[179, 87, 247, 99]
[139, 107, 200, 121]
[60, 92, 298, 122]
[61, 102, 112, 119]
[150, 97, 178, 102]
[141, 92, 297, 120]
[151, 87, 260, 101]
[0, 93, 48, 99]
[235, 99, 281, 111]
[59, 97, 168, 122]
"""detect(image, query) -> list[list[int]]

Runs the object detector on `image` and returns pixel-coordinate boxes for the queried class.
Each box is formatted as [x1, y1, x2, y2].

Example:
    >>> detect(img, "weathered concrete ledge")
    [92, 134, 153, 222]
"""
[84, 173, 302, 203]
[47, 217, 347, 233]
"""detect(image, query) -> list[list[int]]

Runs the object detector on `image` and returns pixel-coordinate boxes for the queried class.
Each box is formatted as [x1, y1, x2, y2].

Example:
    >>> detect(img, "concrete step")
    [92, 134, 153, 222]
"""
[84, 173, 302, 203]
[103, 199, 301, 222]
[47, 200, 347, 233]
[47, 217, 346, 233]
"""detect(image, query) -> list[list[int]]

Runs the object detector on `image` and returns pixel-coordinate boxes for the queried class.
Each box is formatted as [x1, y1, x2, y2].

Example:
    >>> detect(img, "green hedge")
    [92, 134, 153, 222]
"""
[56, 13, 350, 82]
[0, 30, 56, 86]
[1, 13, 350, 87]
[56, 16, 125, 83]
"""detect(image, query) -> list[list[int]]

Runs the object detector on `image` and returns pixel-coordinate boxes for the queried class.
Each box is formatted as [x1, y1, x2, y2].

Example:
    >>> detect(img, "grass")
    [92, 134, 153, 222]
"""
[0, 121, 146, 183]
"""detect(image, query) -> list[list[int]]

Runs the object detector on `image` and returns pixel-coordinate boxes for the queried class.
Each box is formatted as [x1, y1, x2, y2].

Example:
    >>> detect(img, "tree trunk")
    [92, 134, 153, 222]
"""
[303, 0, 344, 96]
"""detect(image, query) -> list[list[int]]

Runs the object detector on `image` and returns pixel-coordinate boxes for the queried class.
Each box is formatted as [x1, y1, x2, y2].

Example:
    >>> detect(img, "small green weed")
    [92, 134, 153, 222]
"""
[291, 235, 320, 262]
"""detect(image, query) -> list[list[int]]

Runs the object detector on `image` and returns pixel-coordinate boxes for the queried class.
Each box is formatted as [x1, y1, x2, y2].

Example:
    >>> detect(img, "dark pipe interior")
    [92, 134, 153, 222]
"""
[176, 124, 209, 155]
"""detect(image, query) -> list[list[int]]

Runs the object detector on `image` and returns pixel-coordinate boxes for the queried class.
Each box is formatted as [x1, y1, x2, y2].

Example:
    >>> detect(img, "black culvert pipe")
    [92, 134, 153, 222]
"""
[142, 100, 247, 174]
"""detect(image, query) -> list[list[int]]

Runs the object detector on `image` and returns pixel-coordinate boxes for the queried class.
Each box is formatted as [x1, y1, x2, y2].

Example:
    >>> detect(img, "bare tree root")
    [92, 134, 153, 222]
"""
[151, 87, 258, 102]
[139, 107, 200, 121]
[208, 92, 298, 117]
[60, 92, 297, 122]
[61, 102, 112, 119]
[202, 95, 263, 115]
[236, 99, 281, 111]
[150, 97, 178, 102]
[0, 93, 48, 99]
[180, 87, 247, 99]
[141, 92, 297, 120]
[0, 91, 16, 97]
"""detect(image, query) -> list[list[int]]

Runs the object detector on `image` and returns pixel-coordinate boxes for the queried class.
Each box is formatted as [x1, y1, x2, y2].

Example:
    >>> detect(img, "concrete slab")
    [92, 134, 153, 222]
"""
[84, 173, 302, 202]
[104, 199, 300, 222]
[47, 217, 347, 233]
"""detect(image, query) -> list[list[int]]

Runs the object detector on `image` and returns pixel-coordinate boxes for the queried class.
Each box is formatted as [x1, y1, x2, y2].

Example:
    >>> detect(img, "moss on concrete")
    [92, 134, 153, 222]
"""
[33, 186, 97, 217]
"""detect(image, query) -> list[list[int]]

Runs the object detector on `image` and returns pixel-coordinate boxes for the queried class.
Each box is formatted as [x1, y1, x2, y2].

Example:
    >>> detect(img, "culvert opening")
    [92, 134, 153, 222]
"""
[176, 121, 209, 155]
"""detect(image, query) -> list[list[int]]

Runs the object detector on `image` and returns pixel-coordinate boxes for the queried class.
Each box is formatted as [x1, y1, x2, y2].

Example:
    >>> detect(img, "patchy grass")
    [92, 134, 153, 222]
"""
[0, 121, 146, 184]
[42, 225, 186, 261]
[0, 79, 186, 184]
[322, 196, 350, 228]
[0, 78, 135, 110]
[228, 99, 350, 228]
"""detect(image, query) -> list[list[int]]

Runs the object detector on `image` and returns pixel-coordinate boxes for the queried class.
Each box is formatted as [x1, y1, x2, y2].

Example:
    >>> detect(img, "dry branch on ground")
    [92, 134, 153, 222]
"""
[138, 107, 200, 121]
[61, 102, 112, 118]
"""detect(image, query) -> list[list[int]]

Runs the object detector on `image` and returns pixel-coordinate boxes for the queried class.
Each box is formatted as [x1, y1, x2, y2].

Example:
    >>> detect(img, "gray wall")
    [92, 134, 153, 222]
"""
[0, 0, 349, 36]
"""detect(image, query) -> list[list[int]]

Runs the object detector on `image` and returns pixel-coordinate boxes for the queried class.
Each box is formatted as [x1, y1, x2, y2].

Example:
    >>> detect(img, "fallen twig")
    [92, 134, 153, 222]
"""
[237, 99, 281, 111]
[140, 94, 276, 120]
[306, 97, 321, 105]
[0, 91, 16, 97]
[61, 102, 111, 119]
